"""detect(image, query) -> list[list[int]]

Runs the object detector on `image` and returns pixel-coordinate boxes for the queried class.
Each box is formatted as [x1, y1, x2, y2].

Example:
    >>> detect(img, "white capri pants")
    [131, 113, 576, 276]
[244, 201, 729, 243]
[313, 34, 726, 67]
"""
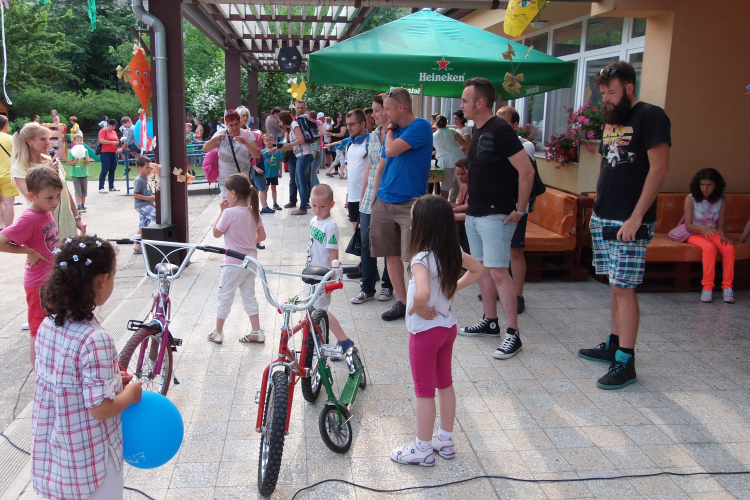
[217, 265, 260, 319]
[87, 452, 124, 500]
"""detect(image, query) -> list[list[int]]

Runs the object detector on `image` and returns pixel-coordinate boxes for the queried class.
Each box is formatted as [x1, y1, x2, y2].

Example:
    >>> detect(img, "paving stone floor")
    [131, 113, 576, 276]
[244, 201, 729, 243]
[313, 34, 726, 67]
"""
[14, 177, 750, 499]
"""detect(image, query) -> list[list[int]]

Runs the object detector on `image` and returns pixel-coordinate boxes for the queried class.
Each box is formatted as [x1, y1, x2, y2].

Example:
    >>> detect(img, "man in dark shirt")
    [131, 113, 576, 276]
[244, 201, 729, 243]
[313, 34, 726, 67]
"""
[578, 61, 670, 390]
[457, 78, 535, 361]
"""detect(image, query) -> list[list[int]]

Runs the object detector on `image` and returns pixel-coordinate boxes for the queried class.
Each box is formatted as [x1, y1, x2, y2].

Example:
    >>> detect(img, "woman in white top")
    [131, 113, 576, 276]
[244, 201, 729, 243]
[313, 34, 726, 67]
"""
[202, 109, 261, 198]
[276, 110, 313, 215]
[452, 110, 472, 153]
[432, 115, 468, 203]
[683, 168, 735, 303]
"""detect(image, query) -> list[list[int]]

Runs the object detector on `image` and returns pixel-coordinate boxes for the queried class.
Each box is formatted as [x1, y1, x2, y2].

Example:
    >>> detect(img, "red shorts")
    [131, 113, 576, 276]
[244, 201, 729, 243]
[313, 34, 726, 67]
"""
[409, 325, 457, 398]
[25, 287, 45, 337]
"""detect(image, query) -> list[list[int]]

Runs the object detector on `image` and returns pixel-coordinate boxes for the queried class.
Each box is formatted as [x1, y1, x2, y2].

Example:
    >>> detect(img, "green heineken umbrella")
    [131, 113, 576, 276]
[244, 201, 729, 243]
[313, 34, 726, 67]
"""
[307, 9, 574, 100]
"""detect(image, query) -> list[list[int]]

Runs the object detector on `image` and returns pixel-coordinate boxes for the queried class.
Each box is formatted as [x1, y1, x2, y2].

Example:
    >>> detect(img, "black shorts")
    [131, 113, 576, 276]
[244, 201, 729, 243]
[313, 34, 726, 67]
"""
[511, 213, 528, 249]
[266, 177, 279, 186]
[347, 201, 360, 222]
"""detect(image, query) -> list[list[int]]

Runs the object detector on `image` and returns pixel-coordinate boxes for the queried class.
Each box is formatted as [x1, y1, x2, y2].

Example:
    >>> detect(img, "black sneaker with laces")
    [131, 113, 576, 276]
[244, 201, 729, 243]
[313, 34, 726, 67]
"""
[284, 202, 297, 209]
[458, 317, 500, 337]
[381, 301, 406, 321]
[578, 340, 618, 363]
[493, 328, 522, 359]
[273, 203, 283, 211]
[597, 356, 636, 390]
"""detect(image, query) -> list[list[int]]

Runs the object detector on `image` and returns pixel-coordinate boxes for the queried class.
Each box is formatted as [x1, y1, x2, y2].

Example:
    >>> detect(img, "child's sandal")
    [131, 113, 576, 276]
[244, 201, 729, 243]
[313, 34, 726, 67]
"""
[208, 330, 223, 344]
[239, 330, 265, 343]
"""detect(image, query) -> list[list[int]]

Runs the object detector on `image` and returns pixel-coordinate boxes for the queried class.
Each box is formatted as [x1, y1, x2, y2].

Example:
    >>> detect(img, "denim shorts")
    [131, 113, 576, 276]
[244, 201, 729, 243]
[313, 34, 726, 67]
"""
[251, 169, 267, 191]
[590, 213, 655, 289]
[465, 214, 516, 268]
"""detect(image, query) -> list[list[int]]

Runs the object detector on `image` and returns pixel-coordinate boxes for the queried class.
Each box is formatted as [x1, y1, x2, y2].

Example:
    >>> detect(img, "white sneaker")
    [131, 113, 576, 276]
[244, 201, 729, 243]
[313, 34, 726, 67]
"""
[701, 290, 713, 303]
[432, 434, 455, 459]
[722, 288, 735, 303]
[377, 288, 393, 301]
[390, 441, 435, 466]
[21, 322, 29, 331]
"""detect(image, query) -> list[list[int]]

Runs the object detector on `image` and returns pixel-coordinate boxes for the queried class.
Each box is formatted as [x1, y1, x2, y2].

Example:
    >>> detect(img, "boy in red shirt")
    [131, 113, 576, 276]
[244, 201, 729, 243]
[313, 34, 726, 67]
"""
[0, 167, 62, 365]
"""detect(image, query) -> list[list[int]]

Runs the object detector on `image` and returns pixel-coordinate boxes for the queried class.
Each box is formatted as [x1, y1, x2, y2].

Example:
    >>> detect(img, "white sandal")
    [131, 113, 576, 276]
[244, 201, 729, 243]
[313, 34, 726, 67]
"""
[208, 330, 223, 344]
[239, 330, 265, 343]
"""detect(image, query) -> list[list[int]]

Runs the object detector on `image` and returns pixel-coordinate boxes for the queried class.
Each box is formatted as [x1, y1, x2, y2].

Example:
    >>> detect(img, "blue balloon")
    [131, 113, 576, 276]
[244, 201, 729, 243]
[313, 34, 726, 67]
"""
[122, 391, 184, 469]
[133, 116, 154, 150]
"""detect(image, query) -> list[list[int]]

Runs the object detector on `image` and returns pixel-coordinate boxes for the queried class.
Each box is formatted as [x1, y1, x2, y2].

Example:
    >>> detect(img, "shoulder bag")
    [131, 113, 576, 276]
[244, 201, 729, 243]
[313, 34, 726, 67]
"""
[668, 201, 713, 242]
[226, 134, 243, 174]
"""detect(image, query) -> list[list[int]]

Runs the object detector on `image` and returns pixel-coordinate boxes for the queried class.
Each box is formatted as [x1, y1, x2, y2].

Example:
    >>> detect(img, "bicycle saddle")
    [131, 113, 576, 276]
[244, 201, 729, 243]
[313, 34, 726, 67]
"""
[302, 266, 329, 285]
[155, 263, 180, 277]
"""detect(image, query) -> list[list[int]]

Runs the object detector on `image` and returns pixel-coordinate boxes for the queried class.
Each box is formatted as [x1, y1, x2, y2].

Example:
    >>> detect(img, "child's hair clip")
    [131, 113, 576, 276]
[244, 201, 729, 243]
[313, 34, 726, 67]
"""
[52, 248, 61, 254]
[78, 242, 87, 249]
[59, 262, 68, 267]
[85, 258, 92, 266]
[72, 255, 79, 262]
[95, 241, 102, 247]
[65, 238, 73, 243]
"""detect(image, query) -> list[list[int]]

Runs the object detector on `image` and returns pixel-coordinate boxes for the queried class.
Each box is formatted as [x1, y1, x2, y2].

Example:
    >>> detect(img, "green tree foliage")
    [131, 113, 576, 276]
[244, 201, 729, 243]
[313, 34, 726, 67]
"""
[4, 0, 72, 91]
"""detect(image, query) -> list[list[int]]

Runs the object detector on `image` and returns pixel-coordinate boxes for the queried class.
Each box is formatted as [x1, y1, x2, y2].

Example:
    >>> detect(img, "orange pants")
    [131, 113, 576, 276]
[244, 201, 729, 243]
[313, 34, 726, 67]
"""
[686, 233, 735, 291]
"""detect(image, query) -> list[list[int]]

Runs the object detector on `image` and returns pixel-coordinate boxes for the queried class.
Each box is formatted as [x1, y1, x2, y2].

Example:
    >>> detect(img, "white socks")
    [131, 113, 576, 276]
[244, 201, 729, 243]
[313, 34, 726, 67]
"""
[436, 429, 453, 441]
[415, 439, 432, 452]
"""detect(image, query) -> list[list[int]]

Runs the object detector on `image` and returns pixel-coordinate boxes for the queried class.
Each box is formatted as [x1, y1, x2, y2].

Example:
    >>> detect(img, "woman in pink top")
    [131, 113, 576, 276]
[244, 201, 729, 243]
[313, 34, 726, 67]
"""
[97, 119, 120, 193]
[208, 173, 267, 344]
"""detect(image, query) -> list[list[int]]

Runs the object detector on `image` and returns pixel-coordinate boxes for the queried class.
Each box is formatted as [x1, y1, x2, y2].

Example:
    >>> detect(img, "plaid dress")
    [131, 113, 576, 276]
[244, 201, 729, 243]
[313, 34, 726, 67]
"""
[32, 317, 124, 500]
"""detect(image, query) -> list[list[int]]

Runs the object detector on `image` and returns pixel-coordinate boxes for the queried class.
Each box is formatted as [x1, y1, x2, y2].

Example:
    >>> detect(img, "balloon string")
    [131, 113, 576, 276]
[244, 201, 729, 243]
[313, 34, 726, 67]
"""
[0, 0, 10, 106]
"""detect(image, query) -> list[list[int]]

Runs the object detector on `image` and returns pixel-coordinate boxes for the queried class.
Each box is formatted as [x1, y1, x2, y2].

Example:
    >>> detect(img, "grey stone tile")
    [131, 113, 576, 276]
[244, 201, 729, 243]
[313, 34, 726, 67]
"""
[169, 462, 219, 489]
[519, 449, 573, 473]
[620, 425, 674, 445]
[559, 448, 615, 471]
[544, 427, 595, 449]
[601, 446, 657, 469]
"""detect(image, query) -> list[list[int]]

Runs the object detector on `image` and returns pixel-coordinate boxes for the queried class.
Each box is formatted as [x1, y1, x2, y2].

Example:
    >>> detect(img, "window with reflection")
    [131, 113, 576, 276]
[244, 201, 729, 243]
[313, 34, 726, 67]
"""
[584, 56, 619, 106]
[585, 17, 624, 51]
[553, 22, 582, 57]
[523, 32, 549, 54]
[631, 18, 647, 38]
[629, 52, 644, 97]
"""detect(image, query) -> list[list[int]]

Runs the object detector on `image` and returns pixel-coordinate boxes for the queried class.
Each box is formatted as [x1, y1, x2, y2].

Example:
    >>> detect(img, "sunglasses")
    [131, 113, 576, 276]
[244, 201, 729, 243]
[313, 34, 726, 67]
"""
[599, 67, 618, 78]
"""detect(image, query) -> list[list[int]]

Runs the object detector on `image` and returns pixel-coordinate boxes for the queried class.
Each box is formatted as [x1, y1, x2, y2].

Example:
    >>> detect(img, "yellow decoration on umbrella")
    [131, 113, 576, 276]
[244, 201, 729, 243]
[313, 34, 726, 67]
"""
[286, 80, 307, 100]
[502, 72, 524, 94]
[502, 43, 516, 62]
[116, 64, 131, 81]
[504, 0, 547, 37]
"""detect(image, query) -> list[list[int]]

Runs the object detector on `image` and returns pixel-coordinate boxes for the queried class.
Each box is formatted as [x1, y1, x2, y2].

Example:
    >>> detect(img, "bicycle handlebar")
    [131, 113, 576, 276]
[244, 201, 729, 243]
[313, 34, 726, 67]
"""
[111, 239, 342, 312]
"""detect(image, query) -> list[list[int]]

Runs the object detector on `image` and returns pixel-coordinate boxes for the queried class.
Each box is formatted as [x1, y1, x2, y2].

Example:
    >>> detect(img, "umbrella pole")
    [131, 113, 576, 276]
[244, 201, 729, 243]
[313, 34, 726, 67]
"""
[420, 84, 425, 119]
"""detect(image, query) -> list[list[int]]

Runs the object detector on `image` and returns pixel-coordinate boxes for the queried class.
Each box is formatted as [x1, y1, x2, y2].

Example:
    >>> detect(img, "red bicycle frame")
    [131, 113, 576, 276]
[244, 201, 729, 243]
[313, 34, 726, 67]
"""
[136, 291, 172, 377]
[254, 311, 326, 433]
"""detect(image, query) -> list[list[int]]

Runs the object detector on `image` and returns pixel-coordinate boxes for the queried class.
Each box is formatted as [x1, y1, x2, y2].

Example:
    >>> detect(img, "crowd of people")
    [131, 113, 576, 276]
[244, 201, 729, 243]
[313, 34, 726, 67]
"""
[4, 60, 750, 499]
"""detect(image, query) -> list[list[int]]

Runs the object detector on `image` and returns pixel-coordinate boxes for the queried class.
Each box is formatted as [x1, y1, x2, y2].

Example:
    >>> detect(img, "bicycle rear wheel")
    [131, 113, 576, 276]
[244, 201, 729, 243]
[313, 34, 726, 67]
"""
[119, 327, 173, 396]
[258, 370, 288, 497]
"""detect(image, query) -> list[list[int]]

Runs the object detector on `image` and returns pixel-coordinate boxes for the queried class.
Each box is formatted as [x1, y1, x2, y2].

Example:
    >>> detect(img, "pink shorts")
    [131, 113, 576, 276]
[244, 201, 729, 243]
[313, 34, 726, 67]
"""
[409, 325, 457, 398]
[25, 287, 46, 338]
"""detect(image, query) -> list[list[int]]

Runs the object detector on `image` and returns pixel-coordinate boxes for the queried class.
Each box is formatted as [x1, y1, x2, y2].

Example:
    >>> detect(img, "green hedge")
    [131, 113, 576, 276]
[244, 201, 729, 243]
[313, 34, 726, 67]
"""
[8, 88, 146, 133]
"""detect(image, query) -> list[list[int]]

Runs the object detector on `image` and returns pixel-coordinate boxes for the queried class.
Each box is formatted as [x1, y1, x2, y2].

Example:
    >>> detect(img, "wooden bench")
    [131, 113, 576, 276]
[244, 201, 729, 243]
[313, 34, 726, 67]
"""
[583, 193, 750, 292]
[524, 186, 594, 282]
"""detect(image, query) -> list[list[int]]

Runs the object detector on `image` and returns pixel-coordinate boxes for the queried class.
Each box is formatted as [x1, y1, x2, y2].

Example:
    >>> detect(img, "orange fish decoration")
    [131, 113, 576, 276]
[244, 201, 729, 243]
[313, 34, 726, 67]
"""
[128, 47, 152, 110]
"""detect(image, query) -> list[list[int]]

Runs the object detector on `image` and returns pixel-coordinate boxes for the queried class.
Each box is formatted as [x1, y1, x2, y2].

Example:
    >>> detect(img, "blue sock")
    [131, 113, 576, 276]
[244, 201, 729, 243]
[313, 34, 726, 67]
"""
[615, 349, 633, 364]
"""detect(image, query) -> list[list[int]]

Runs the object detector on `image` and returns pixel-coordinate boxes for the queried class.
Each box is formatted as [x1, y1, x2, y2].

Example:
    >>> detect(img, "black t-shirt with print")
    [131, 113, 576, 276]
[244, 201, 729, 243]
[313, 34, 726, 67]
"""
[466, 116, 525, 217]
[594, 102, 671, 223]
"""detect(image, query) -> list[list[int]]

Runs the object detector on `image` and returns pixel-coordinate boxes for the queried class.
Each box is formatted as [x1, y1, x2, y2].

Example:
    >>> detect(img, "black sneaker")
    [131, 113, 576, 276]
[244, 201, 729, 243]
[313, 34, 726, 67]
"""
[578, 340, 618, 364]
[493, 328, 522, 359]
[517, 296, 525, 314]
[381, 301, 406, 321]
[256, 243, 265, 250]
[342, 265, 360, 275]
[284, 202, 297, 209]
[597, 357, 636, 390]
[273, 203, 283, 211]
[458, 318, 500, 337]
[346, 269, 363, 279]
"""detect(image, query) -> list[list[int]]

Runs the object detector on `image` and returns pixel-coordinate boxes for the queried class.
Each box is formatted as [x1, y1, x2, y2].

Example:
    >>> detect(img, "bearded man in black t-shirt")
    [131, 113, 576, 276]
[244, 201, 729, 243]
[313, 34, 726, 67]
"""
[578, 61, 671, 390]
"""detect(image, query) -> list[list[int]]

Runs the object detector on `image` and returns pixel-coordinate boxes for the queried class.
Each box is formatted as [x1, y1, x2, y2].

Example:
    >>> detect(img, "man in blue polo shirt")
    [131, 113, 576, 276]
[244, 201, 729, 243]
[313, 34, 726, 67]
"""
[370, 87, 433, 321]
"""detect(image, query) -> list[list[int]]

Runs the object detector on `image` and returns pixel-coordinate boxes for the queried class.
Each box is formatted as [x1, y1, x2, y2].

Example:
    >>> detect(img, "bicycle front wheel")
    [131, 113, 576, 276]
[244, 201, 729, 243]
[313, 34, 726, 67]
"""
[258, 370, 288, 497]
[119, 327, 173, 396]
[301, 310, 329, 402]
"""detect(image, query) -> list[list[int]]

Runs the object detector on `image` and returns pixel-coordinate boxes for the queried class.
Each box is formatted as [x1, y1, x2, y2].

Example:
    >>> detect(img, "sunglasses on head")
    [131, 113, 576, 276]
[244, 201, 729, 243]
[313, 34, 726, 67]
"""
[599, 67, 619, 78]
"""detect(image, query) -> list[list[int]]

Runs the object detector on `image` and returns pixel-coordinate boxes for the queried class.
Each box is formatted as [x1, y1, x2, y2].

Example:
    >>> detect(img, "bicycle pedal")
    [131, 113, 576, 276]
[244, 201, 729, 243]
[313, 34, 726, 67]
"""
[171, 346, 177, 352]
[126, 320, 145, 331]
[320, 344, 343, 358]
[171, 338, 183, 346]
[173, 376, 180, 385]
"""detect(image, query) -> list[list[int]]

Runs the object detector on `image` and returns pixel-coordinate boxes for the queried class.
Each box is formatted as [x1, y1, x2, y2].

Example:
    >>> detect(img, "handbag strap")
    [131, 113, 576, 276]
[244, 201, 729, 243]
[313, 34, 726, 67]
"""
[226, 134, 242, 173]
[701, 202, 714, 226]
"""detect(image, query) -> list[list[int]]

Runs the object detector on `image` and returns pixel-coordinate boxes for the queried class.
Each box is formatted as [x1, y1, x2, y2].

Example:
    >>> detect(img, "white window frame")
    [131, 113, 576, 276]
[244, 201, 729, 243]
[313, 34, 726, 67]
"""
[512, 15, 646, 151]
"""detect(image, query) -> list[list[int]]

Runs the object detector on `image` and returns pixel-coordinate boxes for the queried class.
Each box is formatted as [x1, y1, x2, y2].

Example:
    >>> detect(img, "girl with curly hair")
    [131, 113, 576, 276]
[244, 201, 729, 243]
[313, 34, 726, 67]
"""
[683, 168, 735, 303]
[33, 235, 142, 500]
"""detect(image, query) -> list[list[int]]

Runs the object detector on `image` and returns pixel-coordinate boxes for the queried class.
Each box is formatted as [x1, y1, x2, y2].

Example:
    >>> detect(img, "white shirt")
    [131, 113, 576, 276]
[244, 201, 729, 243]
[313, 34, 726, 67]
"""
[406, 251, 459, 334]
[212, 130, 256, 184]
[290, 121, 312, 157]
[307, 216, 339, 268]
[432, 128, 464, 169]
[346, 140, 368, 202]
[690, 194, 722, 227]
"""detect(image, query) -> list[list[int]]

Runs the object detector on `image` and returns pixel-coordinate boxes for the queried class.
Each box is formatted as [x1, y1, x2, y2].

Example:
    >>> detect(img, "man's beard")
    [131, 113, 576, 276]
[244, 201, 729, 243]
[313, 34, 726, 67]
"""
[603, 93, 632, 125]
